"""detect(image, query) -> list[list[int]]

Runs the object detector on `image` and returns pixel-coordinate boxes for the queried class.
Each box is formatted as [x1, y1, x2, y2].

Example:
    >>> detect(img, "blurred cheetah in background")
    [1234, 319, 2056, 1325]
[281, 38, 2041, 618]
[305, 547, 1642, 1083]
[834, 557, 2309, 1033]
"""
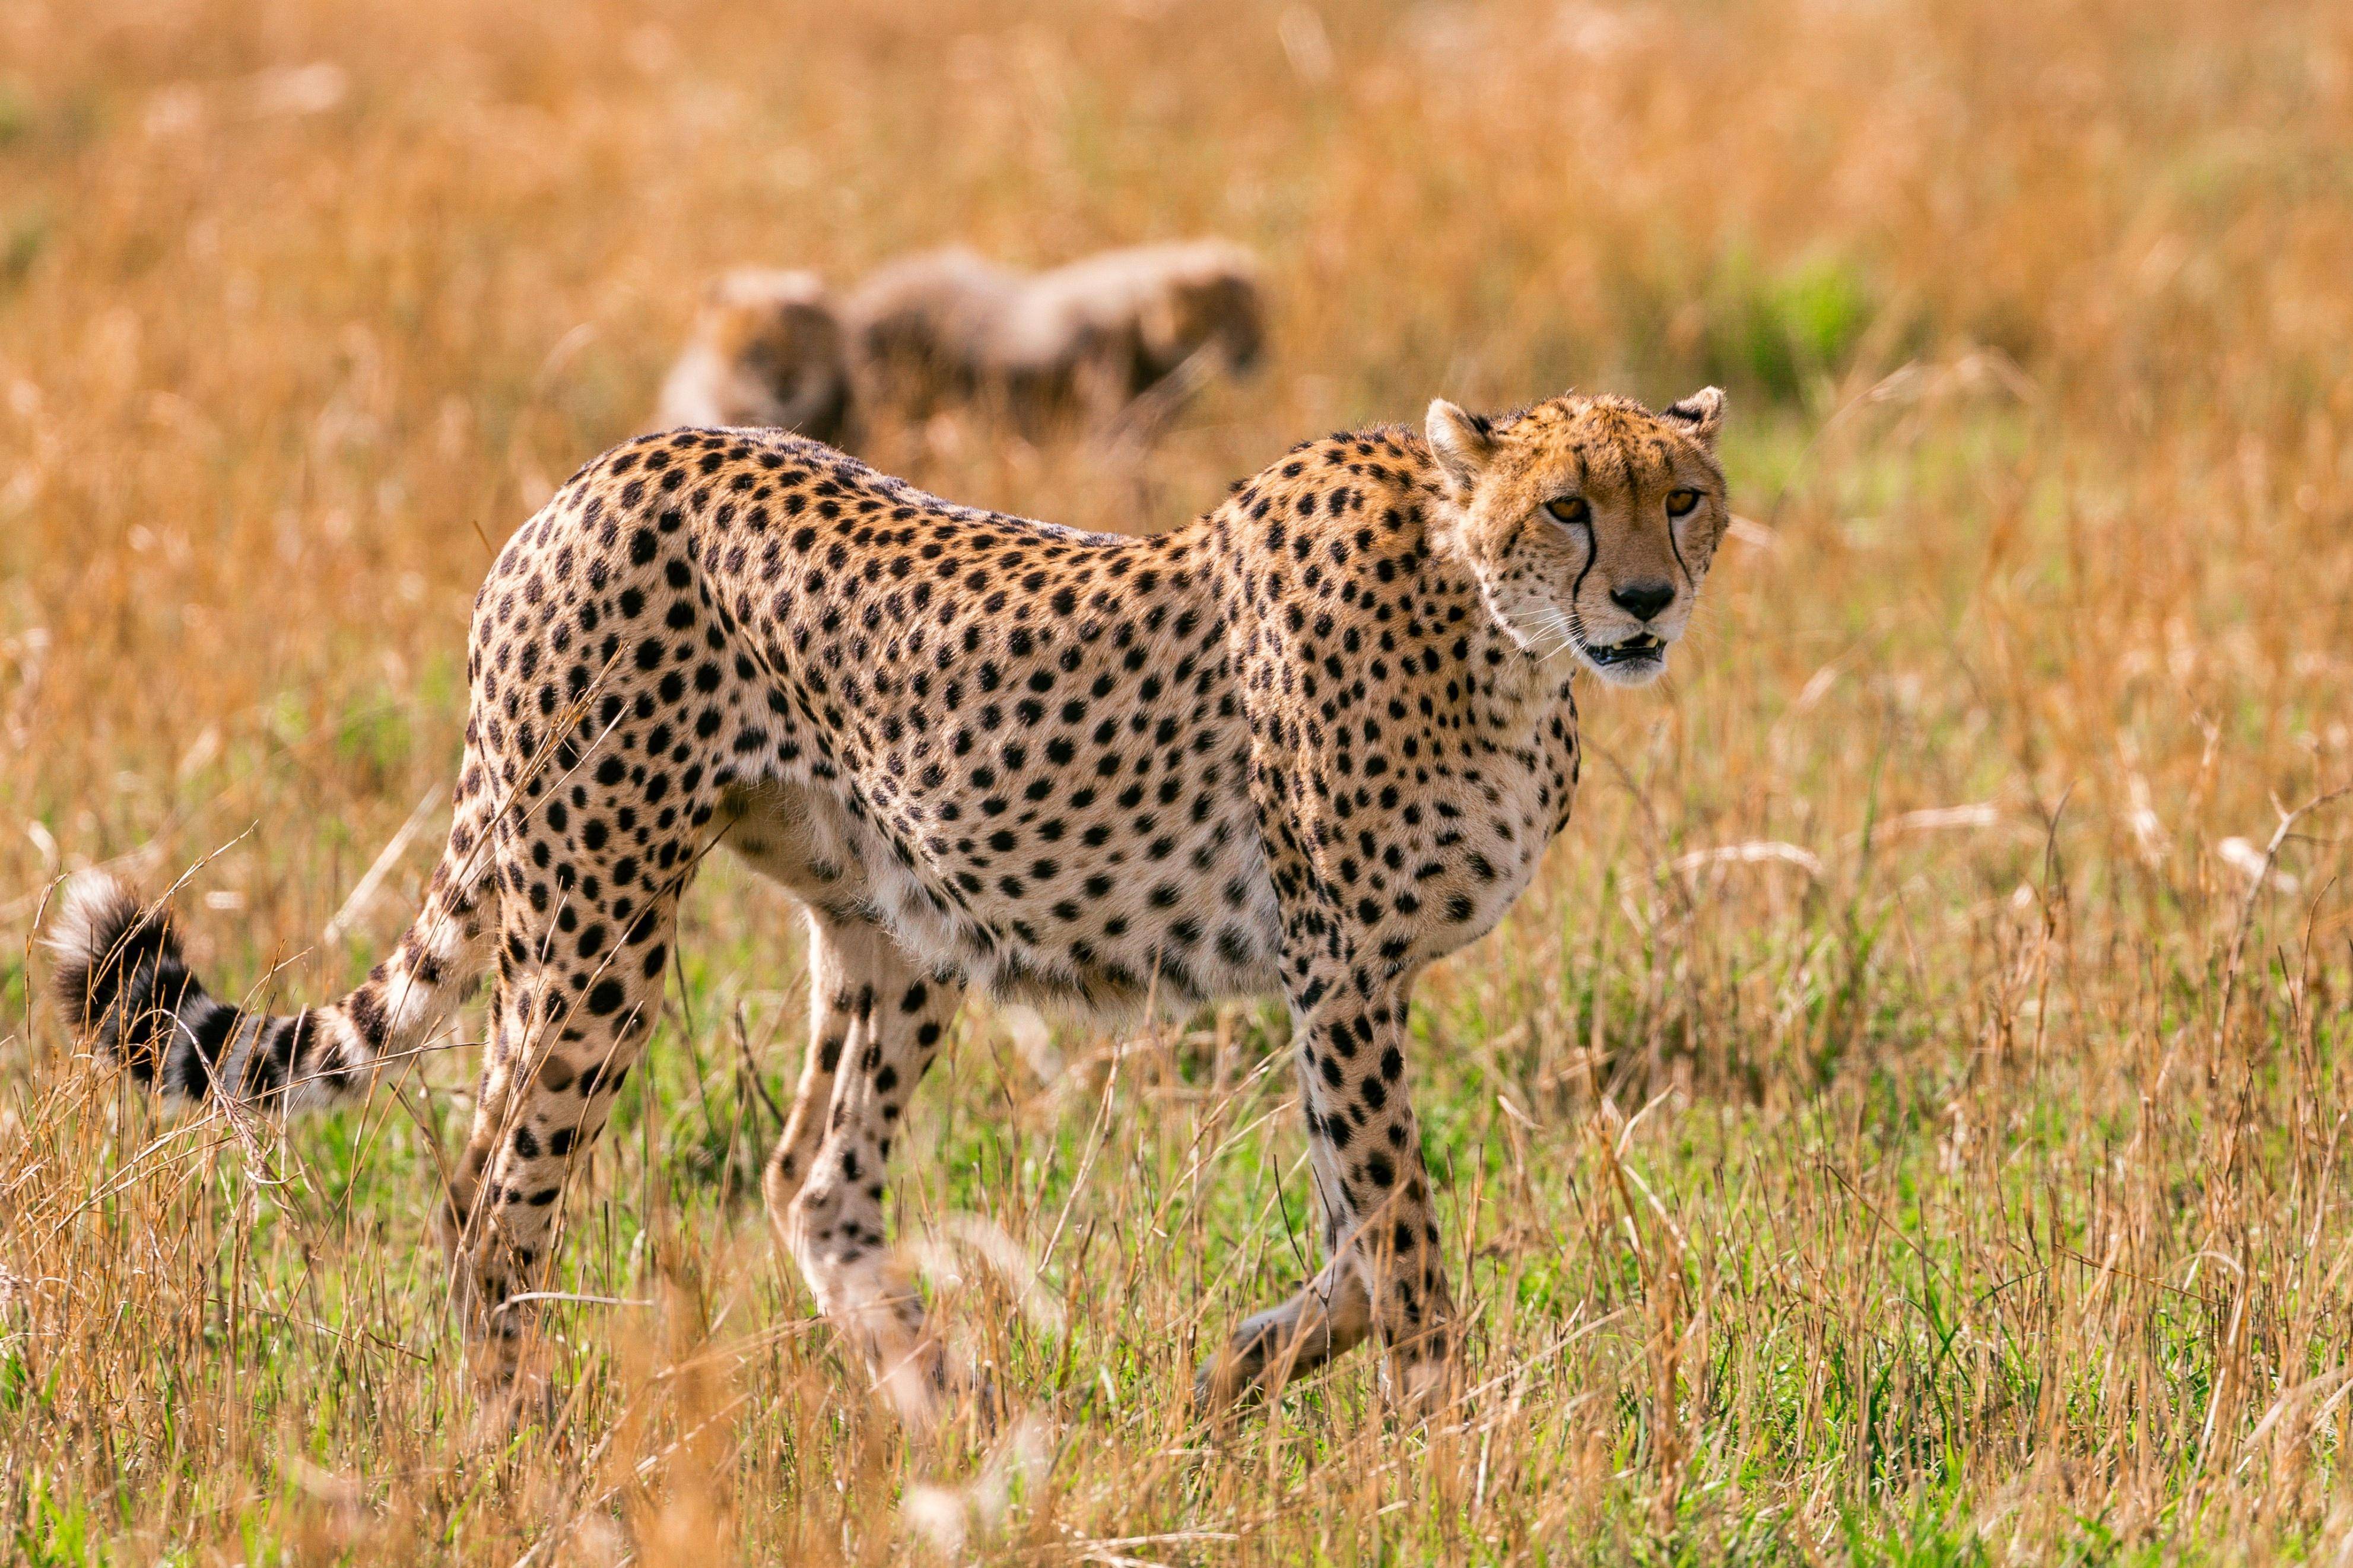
[52, 383, 1730, 1424]
[846, 240, 1264, 435]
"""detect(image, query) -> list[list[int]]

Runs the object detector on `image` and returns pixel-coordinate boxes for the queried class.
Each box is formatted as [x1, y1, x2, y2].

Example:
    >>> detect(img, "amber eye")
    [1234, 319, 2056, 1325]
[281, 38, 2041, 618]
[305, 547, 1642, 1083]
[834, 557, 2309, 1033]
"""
[1545, 497, 1591, 526]
[1665, 489, 1701, 518]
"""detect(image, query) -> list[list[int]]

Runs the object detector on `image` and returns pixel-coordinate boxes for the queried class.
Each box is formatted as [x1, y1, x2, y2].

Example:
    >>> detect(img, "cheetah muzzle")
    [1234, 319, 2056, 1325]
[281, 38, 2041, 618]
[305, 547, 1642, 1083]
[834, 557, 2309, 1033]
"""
[49, 383, 1730, 1429]
[1579, 629, 1665, 672]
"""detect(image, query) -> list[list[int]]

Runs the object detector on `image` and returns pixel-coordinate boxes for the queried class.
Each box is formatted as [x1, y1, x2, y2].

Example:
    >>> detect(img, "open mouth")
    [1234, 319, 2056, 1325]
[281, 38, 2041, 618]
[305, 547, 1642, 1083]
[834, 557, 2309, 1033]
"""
[1580, 632, 1665, 667]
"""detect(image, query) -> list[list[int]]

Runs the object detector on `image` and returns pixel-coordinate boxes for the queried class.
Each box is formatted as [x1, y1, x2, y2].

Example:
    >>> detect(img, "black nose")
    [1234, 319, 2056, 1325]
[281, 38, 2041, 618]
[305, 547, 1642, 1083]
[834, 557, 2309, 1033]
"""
[1609, 581, 1676, 622]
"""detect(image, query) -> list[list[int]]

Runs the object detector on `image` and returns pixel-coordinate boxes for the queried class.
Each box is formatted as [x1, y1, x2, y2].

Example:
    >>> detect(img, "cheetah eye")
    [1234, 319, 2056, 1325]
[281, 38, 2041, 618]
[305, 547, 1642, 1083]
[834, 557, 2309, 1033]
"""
[1544, 497, 1590, 527]
[1665, 489, 1701, 519]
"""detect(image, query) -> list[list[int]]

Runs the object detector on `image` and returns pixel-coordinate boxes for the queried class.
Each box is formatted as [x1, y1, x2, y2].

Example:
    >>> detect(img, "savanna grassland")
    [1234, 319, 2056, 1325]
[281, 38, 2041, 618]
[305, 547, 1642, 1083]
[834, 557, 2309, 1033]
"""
[4, 0, 2353, 1560]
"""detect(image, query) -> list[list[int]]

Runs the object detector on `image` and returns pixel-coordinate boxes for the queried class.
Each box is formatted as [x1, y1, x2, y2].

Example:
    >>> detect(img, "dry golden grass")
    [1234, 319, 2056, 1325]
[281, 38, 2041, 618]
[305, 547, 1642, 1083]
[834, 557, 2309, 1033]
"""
[4, 0, 2353, 1560]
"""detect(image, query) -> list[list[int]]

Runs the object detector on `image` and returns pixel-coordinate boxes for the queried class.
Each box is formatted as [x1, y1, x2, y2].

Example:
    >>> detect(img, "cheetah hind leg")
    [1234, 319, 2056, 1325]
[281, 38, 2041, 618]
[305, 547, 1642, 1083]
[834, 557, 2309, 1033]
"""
[763, 912, 972, 1429]
[1193, 1258, 1375, 1414]
[439, 878, 681, 1436]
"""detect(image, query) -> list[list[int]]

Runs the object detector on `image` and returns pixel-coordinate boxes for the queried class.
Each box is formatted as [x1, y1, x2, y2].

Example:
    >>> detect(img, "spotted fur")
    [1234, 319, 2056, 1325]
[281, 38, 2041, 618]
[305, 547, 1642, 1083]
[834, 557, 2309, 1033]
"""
[50, 385, 1729, 1422]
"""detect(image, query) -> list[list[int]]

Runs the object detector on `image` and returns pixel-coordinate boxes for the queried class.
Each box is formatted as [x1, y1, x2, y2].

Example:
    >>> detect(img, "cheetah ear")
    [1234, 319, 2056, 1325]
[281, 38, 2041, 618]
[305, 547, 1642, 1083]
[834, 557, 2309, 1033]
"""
[1661, 386, 1726, 448]
[1425, 399, 1495, 500]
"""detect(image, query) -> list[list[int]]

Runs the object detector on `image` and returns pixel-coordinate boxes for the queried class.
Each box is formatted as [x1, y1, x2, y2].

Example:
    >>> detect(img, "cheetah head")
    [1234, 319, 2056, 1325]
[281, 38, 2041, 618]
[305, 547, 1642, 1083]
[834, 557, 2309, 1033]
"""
[1424, 387, 1729, 688]
[698, 268, 847, 393]
[1141, 250, 1265, 378]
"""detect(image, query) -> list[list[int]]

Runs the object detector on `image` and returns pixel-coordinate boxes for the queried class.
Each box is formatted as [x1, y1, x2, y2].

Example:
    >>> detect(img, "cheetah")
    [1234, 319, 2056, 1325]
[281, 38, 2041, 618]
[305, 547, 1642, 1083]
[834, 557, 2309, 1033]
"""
[655, 267, 853, 447]
[50, 384, 1730, 1424]
[845, 240, 1264, 435]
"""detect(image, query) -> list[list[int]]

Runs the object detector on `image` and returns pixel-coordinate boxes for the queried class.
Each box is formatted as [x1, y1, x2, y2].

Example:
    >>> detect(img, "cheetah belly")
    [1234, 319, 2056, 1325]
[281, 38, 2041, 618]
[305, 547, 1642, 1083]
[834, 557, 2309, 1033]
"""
[725, 767, 1282, 1021]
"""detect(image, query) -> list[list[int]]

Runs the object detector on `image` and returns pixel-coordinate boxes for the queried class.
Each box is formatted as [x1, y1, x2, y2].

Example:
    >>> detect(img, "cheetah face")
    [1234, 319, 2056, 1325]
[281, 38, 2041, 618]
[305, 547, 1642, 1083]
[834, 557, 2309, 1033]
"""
[701, 268, 847, 393]
[1172, 272, 1265, 374]
[1142, 264, 1266, 379]
[1425, 387, 1729, 688]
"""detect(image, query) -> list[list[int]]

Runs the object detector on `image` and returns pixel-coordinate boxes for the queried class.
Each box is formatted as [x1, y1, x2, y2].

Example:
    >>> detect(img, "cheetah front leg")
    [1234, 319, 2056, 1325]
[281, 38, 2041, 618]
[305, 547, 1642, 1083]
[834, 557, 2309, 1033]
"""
[763, 914, 967, 1426]
[1197, 955, 1457, 1416]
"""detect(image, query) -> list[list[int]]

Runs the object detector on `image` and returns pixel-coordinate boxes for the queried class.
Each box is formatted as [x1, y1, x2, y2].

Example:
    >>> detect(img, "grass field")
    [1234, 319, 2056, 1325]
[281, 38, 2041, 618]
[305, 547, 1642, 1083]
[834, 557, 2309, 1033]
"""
[5, 0, 2353, 1560]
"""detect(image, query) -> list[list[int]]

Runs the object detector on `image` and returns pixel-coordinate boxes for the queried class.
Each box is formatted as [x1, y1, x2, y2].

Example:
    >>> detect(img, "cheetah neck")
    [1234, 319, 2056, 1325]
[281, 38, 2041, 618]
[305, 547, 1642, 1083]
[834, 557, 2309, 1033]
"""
[1415, 494, 1567, 718]
[1202, 443, 1568, 744]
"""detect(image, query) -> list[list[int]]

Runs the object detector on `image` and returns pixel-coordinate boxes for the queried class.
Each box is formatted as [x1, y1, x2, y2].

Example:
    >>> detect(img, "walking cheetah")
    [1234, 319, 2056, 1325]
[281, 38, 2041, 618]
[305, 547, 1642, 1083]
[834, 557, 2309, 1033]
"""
[50, 384, 1730, 1423]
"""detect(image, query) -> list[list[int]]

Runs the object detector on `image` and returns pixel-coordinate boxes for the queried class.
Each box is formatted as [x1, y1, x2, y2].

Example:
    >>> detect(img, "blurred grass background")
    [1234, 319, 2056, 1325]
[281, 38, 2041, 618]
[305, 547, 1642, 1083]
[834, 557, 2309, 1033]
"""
[2, 0, 2352, 1560]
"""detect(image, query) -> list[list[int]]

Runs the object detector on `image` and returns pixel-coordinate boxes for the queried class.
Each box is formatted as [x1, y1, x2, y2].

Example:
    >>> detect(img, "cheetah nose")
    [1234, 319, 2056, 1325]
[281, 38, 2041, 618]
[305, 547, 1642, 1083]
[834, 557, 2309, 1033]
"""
[1609, 581, 1676, 622]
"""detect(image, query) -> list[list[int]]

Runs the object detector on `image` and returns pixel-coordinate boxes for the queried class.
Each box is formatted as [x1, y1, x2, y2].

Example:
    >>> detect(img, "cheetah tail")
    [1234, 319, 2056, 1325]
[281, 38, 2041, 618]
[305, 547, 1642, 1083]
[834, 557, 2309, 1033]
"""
[46, 820, 498, 1118]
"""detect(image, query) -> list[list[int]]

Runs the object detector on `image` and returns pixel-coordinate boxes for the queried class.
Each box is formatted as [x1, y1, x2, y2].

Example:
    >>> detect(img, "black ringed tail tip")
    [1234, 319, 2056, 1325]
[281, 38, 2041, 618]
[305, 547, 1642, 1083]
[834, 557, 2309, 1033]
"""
[47, 869, 244, 1102]
[47, 870, 189, 1085]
